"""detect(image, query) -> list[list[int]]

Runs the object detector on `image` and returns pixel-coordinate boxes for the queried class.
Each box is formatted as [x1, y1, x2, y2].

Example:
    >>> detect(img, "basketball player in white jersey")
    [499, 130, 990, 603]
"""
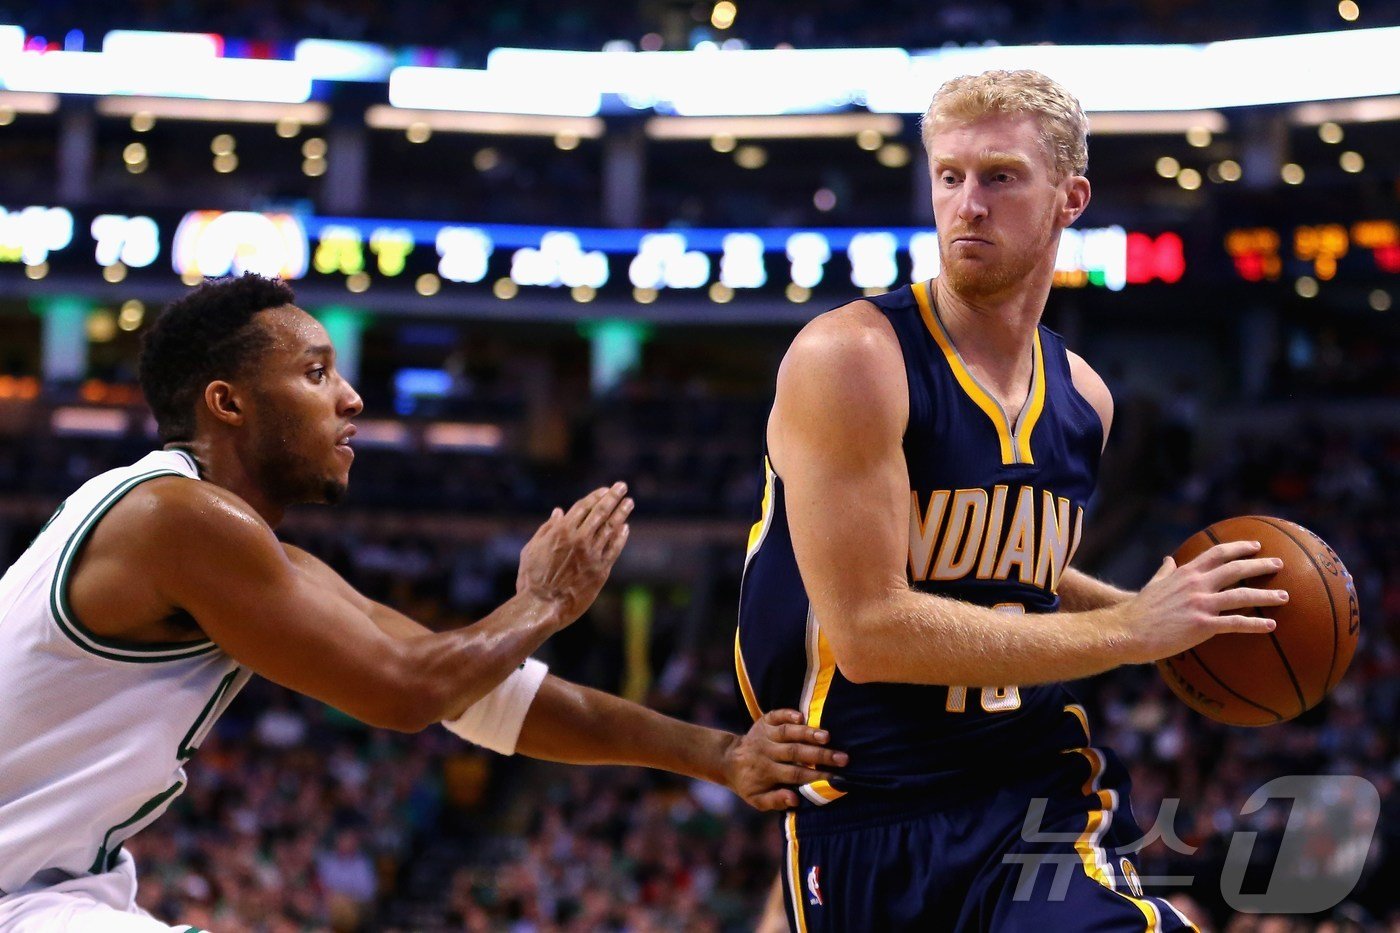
[0, 274, 846, 932]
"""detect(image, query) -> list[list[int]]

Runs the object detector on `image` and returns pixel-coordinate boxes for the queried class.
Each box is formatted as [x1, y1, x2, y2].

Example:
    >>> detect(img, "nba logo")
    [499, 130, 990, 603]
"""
[1119, 858, 1145, 898]
[807, 865, 824, 906]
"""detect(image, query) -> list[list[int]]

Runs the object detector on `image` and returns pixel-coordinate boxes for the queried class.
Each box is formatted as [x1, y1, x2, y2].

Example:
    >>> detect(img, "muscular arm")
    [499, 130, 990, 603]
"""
[769, 308, 1281, 686]
[285, 544, 844, 805]
[1057, 568, 1134, 612]
[88, 481, 625, 731]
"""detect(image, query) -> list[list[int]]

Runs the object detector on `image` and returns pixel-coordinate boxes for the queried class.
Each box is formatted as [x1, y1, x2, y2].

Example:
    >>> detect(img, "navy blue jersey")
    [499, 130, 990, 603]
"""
[736, 279, 1105, 805]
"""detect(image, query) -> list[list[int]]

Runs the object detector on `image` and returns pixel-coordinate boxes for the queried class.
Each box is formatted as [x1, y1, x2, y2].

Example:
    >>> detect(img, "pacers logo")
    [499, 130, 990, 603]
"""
[807, 865, 824, 907]
[1119, 858, 1144, 897]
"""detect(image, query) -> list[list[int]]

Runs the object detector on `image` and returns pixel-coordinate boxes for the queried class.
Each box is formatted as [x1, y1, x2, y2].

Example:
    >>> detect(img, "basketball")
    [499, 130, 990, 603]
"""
[1156, 516, 1360, 726]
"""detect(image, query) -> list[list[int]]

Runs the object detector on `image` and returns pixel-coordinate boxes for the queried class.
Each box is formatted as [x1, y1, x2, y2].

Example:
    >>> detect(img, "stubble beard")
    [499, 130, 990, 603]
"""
[250, 409, 348, 507]
[939, 211, 1058, 299]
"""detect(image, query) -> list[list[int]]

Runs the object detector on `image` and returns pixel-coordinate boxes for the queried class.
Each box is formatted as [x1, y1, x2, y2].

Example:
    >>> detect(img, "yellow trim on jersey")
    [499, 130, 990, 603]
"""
[1016, 334, 1046, 464]
[800, 622, 846, 803]
[734, 630, 762, 722]
[1065, 703, 1091, 742]
[911, 279, 1046, 466]
[785, 812, 810, 933]
[744, 456, 777, 565]
[1066, 740, 1194, 932]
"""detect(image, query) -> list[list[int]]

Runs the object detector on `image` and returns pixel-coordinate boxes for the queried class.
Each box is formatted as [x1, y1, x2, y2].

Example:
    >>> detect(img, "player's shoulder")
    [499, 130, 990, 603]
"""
[783, 299, 903, 382]
[113, 474, 276, 552]
[1063, 349, 1113, 441]
[772, 300, 908, 442]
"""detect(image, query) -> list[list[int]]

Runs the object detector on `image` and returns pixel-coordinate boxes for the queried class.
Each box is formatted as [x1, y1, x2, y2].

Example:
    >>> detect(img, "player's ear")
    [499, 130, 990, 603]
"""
[1060, 175, 1090, 227]
[203, 380, 245, 428]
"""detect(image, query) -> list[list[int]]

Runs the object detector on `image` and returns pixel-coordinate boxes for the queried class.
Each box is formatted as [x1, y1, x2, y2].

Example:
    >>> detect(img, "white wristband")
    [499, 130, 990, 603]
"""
[441, 658, 549, 755]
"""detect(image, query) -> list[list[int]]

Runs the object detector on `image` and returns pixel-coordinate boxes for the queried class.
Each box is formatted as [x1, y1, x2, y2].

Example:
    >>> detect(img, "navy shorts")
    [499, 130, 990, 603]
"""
[778, 748, 1199, 932]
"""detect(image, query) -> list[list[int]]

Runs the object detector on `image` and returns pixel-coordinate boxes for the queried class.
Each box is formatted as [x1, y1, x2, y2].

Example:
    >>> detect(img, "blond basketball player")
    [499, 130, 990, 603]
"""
[0, 274, 845, 931]
[737, 71, 1287, 931]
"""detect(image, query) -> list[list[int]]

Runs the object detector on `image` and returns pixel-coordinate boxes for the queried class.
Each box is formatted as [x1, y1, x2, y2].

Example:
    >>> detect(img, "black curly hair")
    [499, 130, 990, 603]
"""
[139, 273, 297, 443]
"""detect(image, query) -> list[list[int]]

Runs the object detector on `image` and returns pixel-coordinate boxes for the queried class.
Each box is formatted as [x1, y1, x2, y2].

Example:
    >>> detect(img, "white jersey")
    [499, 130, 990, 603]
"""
[0, 449, 250, 896]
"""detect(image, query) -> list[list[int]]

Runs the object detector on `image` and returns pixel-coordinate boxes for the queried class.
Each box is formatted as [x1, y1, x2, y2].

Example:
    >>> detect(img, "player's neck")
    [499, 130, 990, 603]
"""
[930, 276, 1046, 378]
[164, 440, 287, 528]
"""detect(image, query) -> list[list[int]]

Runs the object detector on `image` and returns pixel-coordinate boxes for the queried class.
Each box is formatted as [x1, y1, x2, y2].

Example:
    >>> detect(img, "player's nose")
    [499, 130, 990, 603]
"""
[339, 379, 364, 418]
[956, 178, 990, 222]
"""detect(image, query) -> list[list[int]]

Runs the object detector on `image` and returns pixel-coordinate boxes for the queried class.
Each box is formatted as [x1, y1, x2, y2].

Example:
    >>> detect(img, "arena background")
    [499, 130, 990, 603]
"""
[0, 1, 1397, 930]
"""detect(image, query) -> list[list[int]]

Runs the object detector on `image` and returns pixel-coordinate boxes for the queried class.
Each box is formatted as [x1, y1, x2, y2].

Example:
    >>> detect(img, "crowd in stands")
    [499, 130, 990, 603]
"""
[1, 363, 1397, 930]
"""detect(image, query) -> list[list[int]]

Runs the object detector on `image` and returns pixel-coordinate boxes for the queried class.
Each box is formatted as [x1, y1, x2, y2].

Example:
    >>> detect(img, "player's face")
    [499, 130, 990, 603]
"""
[242, 305, 363, 505]
[927, 113, 1084, 299]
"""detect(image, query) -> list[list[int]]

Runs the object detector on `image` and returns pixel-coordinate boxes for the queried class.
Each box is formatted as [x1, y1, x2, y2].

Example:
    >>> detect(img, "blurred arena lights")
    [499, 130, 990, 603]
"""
[734, 144, 767, 169]
[366, 104, 604, 140]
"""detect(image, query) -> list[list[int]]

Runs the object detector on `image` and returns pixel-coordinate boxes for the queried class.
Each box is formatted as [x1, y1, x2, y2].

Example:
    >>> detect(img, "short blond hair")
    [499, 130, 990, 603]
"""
[921, 69, 1089, 180]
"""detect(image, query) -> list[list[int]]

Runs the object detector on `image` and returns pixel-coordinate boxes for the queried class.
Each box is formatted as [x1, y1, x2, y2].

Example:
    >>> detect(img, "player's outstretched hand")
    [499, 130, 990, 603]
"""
[722, 709, 850, 811]
[1117, 540, 1288, 663]
[516, 482, 633, 626]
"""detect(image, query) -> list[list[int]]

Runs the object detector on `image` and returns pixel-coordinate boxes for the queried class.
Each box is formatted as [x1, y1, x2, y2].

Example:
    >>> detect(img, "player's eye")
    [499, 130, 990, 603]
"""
[940, 172, 959, 186]
[308, 366, 328, 383]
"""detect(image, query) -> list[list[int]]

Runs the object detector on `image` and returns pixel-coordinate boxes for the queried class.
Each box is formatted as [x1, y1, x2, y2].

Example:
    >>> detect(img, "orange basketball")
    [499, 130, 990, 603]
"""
[1156, 516, 1359, 726]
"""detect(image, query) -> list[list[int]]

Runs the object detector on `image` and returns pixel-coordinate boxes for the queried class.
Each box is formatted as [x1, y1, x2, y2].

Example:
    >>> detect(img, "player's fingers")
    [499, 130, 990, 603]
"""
[771, 741, 849, 769]
[1191, 540, 1262, 570]
[1210, 586, 1289, 613]
[1207, 556, 1284, 588]
[770, 722, 829, 745]
[593, 496, 633, 546]
[579, 483, 628, 538]
[563, 487, 609, 528]
[768, 764, 831, 786]
[763, 708, 805, 727]
[600, 523, 630, 565]
[1148, 556, 1176, 583]
[1209, 614, 1277, 635]
[749, 789, 800, 811]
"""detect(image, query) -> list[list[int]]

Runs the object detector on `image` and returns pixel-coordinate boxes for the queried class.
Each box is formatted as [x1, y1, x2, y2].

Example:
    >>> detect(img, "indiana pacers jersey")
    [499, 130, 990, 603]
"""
[736, 279, 1104, 806]
[0, 449, 250, 897]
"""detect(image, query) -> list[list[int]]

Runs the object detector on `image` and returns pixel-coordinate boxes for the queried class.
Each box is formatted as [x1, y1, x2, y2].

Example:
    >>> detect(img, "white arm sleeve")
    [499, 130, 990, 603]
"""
[440, 658, 549, 755]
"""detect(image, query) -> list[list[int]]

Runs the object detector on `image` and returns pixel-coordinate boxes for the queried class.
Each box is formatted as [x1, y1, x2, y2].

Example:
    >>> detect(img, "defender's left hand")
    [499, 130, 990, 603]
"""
[722, 709, 849, 811]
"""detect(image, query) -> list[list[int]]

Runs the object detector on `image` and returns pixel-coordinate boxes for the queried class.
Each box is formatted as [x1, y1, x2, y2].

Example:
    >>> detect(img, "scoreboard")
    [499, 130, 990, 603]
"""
[0, 204, 1184, 308]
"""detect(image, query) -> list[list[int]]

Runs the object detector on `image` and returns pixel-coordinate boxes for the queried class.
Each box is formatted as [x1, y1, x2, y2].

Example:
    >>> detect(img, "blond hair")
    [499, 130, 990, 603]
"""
[921, 69, 1089, 180]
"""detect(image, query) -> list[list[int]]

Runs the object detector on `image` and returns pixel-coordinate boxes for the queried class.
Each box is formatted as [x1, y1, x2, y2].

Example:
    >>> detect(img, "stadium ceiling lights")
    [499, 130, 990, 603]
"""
[0, 90, 58, 114]
[365, 104, 604, 138]
[97, 97, 329, 125]
[1087, 111, 1227, 135]
[646, 113, 903, 140]
[1291, 97, 1400, 125]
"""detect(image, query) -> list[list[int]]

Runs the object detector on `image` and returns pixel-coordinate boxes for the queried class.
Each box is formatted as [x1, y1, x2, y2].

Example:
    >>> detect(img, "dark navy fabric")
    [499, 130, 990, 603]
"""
[779, 750, 1195, 932]
[738, 283, 1190, 931]
[737, 282, 1106, 798]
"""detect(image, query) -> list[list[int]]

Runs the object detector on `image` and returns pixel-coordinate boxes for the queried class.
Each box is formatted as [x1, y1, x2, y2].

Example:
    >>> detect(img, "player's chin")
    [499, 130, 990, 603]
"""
[321, 477, 349, 505]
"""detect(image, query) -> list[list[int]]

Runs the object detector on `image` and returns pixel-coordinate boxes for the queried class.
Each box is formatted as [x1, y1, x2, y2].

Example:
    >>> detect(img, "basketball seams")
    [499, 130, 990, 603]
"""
[1264, 629, 1307, 718]
[1202, 523, 1307, 717]
[1254, 516, 1342, 701]
[1185, 647, 1283, 722]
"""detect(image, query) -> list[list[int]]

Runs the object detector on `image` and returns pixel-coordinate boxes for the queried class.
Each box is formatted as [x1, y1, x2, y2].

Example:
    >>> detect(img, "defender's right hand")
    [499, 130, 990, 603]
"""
[1115, 540, 1287, 664]
[516, 483, 633, 626]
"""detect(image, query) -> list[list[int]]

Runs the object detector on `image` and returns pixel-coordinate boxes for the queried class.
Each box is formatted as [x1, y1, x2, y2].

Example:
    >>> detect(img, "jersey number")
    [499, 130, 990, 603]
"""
[944, 603, 1024, 713]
